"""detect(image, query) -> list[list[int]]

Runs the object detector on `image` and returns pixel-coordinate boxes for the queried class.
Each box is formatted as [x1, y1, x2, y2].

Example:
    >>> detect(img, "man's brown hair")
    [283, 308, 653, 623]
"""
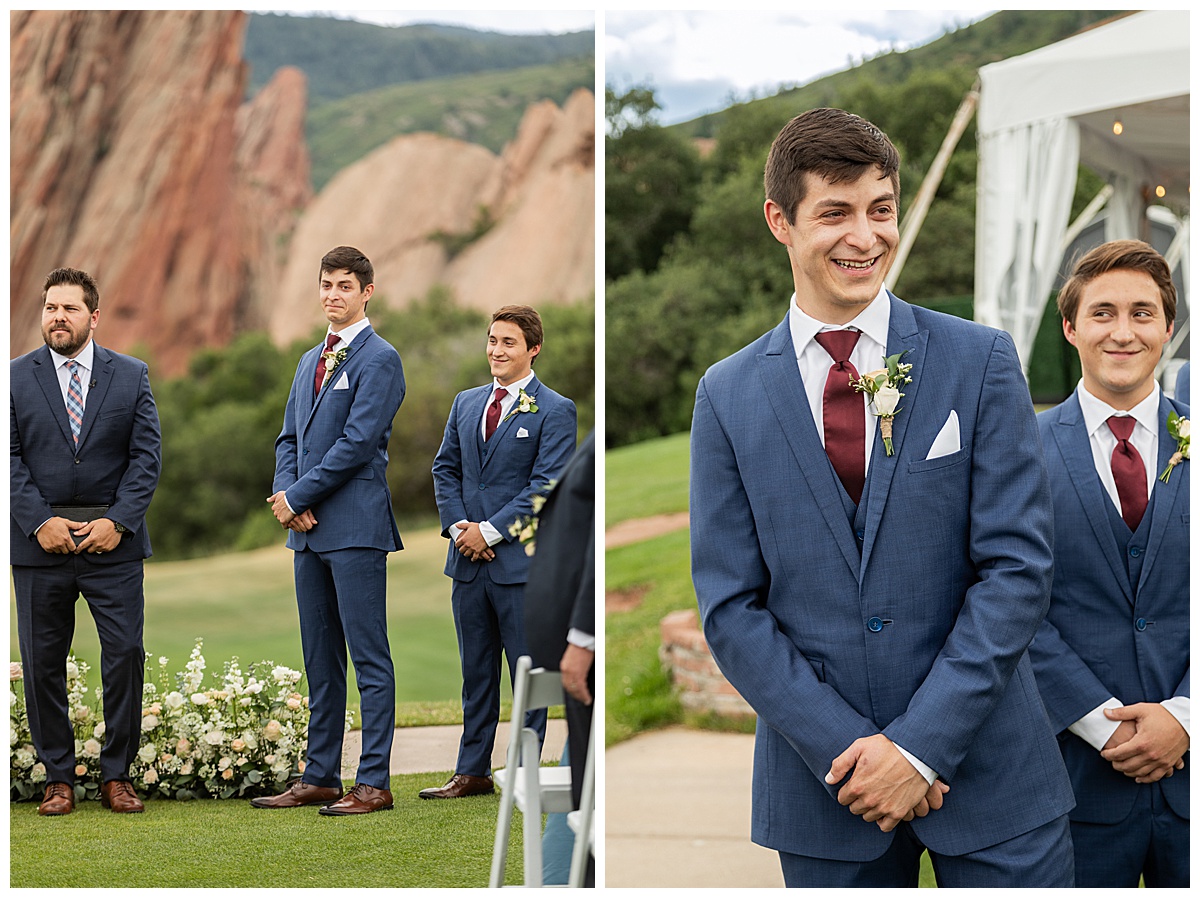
[319, 246, 374, 293]
[764, 107, 901, 224]
[43, 267, 100, 313]
[1057, 239, 1177, 327]
[491, 305, 544, 357]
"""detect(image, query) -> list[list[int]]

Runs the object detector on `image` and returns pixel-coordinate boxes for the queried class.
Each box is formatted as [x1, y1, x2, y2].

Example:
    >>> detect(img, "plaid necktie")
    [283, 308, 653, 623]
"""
[66, 360, 84, 446]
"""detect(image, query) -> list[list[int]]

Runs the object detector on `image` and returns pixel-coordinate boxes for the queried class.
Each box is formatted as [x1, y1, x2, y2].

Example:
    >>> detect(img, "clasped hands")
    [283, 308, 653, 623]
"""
[452, 521, 495, 563]
[36, 516, 122, 555]
[1100, 703, 1188, 784]
[825, 734, 949, 832]
[267, 491, 317, 532]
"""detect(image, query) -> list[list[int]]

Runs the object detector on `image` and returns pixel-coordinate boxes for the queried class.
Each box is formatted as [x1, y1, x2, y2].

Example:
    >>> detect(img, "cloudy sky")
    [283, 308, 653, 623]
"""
[605, 10, 996, 124]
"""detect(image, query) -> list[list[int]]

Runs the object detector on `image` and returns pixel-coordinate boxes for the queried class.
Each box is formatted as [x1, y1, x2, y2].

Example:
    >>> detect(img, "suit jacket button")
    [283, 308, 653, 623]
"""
[867, 617, 884, 632]
[855, 529, 865, 541]
[478, 483, 486, 490]
[1135, 618, 1147, 631]
[1128, 546, 1141, 558]
[74, 458, 81, 464]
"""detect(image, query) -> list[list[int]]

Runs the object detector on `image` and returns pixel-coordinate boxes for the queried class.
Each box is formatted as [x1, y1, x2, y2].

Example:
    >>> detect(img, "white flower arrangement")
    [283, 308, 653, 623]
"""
[9, 641, 321, 803]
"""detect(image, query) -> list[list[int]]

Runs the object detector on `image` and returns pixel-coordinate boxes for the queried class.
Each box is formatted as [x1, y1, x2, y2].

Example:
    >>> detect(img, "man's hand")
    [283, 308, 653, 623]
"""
[1101, 703, 1189, 783]
[1102, 718, 1137, 752]
[559, 643, 594, 705]
[267, 491, 296, 527]
[36, 517, 83, 554]
[907, 779, 950, 821]
[453, 521, 495, 562]
[826, 734, 931, 832]
[288, 509, 318, 532]
[73, 518, 122, 554]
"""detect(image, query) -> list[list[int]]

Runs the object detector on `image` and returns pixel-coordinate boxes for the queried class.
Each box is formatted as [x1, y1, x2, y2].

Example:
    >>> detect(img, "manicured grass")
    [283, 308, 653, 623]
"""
[604, 431, 690, 528]
[10, 771, 529, 887]
[9, 526, 500, 714]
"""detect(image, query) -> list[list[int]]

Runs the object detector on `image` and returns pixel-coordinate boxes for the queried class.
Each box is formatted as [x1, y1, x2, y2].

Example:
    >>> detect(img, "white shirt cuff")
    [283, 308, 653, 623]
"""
[1161, 696, 1190, 738]
[283, 493, 296, 515]
[894, 744, 937, 786]
[567, 628, 595, 651]
[448, 523, 463, 541]
[480, 520, 503, 546]
[1069, 697, 1124, 751]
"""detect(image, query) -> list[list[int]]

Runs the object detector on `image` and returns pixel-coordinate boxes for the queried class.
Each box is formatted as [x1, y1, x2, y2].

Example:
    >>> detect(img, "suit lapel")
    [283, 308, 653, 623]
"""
[1052, 393, 1134, 605]
[481, 375, 540, 471]
[303, 326, 371, 434]
[1137, 396, 1186, 594]
[31, 346, 77, 449]
[462, 385, 490, 475]
[859, 295, 927, 574]
[75, 344, 114, 449]
[758, 317, 860, 578]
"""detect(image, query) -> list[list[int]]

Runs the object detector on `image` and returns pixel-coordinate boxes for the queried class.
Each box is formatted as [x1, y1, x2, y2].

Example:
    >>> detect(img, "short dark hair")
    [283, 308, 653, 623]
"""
[490, 305, 544, 356]
[764, 107, 901, 224]
[1057, 239, 1177, 327]
[319, 246, 374, 292]
[42, 267, 100, 312]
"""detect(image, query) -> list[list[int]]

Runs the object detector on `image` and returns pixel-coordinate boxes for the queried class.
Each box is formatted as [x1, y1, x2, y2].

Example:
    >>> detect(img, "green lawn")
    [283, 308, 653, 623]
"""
[10, 771, 529, 887]
[604, 431, 690, 528]
[9, 526, 479, 714]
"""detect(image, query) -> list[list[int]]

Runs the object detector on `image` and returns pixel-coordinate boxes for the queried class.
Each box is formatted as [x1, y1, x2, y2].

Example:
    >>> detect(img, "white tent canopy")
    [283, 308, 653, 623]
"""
[974, 10, 1190, 371]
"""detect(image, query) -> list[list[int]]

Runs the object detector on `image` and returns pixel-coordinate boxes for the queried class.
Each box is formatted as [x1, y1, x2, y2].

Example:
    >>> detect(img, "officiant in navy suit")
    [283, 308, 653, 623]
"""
[423, 305, 576, 800]
[11, 267, 161, 816]
[253, 246, 405, 816]
[689, 108, 1075, 887]
[1028, 239, 1189, 887]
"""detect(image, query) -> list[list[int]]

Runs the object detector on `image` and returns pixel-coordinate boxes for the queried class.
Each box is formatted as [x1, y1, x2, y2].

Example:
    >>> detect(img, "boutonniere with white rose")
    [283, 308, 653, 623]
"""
[506, 479, 557, 556]
[501, 388, 538, 423]
[1158, 411, 1189, 483]
[320, 348, 348, 387]
[851, 351, 913, 456]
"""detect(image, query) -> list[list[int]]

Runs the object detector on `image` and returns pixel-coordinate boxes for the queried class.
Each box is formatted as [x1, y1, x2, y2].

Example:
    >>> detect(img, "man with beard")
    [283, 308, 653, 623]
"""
[10, 267, 162, 815]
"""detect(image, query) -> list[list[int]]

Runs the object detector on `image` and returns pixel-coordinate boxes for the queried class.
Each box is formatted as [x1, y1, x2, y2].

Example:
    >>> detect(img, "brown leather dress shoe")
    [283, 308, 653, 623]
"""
[101, 780, 145, 813]
[249, 780, 343, 809]
[38, 782, 75, 816]
[319, 783, 393, 816]
[418, 773, 495, 799]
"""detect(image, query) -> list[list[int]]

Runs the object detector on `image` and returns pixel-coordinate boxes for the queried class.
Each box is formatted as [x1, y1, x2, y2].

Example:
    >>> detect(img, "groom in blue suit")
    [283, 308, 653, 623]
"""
[1028, 239, 1189, 887]
[253, 246, 405, 815]
[689, 108, 1074, 886]
[424, 305, 576, 799]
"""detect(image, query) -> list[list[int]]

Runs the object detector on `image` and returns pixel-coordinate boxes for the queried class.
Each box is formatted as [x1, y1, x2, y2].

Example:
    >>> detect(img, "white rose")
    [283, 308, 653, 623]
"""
[93, 722, 106, 739]
[9, 727, 17, 747]
[191, 693, 209, 706]
[263, 720, 282, 742]
[138, 743, 158, 763]
[1178, 418, 1191, 439]
[141, 714, 159, 731]
[65, 661, 78, 679]
[30, 762, 46, 782]
[144, 767, 159, 784]
[873, 385, 902, 417]
[286, 696, 302, 711]
[218, 756, 232, 771]
[245, 681, 263, 695]
[180, 761, 193, 775]
[204, 729, 225, 746]
[82, 738, 102, 758]
[164, 692, 185, 711]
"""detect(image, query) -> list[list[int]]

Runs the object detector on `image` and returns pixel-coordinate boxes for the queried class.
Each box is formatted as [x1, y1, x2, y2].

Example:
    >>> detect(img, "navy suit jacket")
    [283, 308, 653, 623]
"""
[1028, 391, 1189, 823]
[432, 374, 576, 585]
[690, 294, 1074, 861]
[273, 325, 405, 553]
[10, 343, 161, 567]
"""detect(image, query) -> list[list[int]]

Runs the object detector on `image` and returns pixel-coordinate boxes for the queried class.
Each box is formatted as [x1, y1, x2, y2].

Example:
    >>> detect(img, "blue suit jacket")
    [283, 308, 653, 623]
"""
[10, 343, 161, 567]
[1028, 391, 1189, 823]
[432, 374, 576, 585]
[690, 294, 1074, 861]
[273, 325, 405, 553]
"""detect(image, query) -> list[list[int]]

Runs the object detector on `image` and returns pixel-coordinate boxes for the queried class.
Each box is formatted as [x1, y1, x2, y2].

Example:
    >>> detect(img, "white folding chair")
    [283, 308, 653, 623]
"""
[566, 711, 596, 888]
[489, 655, 573, 888]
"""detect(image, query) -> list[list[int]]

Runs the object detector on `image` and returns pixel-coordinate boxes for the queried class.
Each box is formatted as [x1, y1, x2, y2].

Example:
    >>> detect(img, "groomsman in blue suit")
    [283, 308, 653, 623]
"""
[689, 108, 1075, 886]
[423, 306, 577, 799]
[1029, 239, 1189, 887]
[253, 246, 405, 815]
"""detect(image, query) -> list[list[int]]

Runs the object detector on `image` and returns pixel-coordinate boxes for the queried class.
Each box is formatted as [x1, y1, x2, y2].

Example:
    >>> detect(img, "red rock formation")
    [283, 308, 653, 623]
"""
[10, 11, 312, 374]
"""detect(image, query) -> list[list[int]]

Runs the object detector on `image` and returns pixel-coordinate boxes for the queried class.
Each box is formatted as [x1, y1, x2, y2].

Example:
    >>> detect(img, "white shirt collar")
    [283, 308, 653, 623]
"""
[788, 286, 891, 356]
[327, 317, 371, 348]
[1076, 381, 1160, 439]
[49, 338, 95, 373]
[492, 370, 536, 397]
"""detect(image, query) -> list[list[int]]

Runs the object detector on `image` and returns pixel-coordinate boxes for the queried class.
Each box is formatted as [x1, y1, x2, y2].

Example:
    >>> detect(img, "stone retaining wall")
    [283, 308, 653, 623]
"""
[658, 609, 755, 719]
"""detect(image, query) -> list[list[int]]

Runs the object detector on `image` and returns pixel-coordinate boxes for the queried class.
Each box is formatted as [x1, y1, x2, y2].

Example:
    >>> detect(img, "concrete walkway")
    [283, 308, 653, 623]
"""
[605, 727, 783, 888]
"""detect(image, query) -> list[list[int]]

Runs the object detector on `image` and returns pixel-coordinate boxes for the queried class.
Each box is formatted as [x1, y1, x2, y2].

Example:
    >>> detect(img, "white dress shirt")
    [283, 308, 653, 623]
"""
[1069, 383, 1189, 748]
[789, 289, 937, 786]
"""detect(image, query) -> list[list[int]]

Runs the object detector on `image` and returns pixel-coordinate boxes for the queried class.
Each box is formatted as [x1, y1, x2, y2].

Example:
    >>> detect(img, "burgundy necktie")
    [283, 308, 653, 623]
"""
[484, 388, 505, 441]
[313, 333, 339, 398]
[1107, 416, 1147, 531]
[814, 330, 864, 504]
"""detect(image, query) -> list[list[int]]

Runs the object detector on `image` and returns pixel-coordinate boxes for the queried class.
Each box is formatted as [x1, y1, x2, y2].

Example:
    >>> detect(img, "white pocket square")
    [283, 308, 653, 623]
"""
[926, 410, 960, 460]
[516, 427, 529, 438]
[333, 371, 350, 390]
